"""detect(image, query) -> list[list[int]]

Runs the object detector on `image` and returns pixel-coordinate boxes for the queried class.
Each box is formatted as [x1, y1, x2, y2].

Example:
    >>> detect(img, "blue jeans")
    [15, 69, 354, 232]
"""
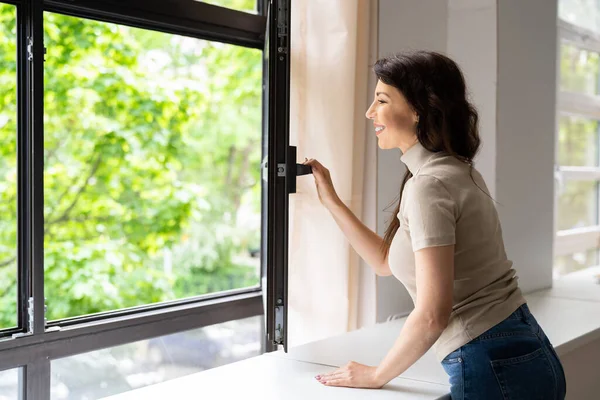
[441, 303, 566, 399]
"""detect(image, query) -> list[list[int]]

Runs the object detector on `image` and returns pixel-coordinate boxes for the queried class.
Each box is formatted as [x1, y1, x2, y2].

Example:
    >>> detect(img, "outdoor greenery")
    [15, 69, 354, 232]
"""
[0, 0, 262, 328]
[0, 2, 18, 328]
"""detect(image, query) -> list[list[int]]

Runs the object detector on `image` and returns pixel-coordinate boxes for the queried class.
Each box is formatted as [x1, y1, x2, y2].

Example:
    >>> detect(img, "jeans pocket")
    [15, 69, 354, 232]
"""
[491, 347, 555, 400]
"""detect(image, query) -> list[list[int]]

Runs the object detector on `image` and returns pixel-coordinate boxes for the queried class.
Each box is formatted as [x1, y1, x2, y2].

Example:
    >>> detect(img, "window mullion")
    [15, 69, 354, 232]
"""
[557, 166, 600, 181]
[558, 90, 600, 120]
[0, 292, 263, 370]
[559, 18, 600, 54]
[24, 359, 50, 400]
[16, 0, 30, 337]
[28, 0, 44, 336]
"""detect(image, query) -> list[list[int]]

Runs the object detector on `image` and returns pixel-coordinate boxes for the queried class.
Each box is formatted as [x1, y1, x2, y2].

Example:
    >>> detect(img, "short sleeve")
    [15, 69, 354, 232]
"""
[404, 175, 457, 252]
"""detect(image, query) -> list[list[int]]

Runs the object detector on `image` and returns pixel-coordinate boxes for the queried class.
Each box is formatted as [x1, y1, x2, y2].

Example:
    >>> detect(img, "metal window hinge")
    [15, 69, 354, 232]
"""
[26, 38, 47, 61]
[10, 297, 51, 339]
[26, 37, 33, 61]
[277, 0, 288, 54]
[274, 303, 284, 344]
[11, 297, 34, 339]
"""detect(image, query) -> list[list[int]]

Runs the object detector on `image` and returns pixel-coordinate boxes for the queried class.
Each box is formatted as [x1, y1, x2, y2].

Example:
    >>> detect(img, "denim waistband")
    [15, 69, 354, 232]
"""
[509, 303, 544, 339]
[510, 303, 530, 320]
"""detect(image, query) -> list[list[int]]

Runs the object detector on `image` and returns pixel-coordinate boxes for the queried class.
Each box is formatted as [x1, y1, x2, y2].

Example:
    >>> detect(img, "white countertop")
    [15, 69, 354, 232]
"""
[525, 287, 600, 355]
[266, 317, 450, 385]
[101, 276, 600, 400]
[531, 266, 600, 303]
[100, 352, 451, 400]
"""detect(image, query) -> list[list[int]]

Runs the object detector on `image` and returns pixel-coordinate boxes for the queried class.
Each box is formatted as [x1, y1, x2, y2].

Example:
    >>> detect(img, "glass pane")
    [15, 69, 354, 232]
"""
[557, 115, 599, 166]
[560, 44, 600, 96]
[554, 248, 599, 277]
[0, 368, 21, 400]
[198, 0, 257, 13]
[43, 13, 262, 320]
[0, 3, 18, 330]
[557, 180, 599, 230]
[51, 316, 262, 400]
[560, 0, 600, 34]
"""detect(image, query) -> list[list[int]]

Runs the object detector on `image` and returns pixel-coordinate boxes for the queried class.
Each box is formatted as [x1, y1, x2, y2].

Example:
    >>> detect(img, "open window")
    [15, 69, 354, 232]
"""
[0, 0, 301, 397]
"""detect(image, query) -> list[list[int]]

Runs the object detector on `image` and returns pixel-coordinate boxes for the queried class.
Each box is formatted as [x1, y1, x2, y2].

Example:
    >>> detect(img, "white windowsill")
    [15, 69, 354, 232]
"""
[265, 274, 600, 397]
[527, 266, 600, 356]
[100, 272, 600, 400]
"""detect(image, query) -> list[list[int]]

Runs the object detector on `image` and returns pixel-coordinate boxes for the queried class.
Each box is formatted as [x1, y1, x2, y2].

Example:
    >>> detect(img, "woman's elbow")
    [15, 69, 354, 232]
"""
[429, 316, 449, 332]
[417, 308, 450, 333]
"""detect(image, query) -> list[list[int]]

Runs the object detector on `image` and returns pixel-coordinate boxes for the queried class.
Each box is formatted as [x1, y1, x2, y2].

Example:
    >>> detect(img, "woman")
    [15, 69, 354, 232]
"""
[305, 51, 567, 399]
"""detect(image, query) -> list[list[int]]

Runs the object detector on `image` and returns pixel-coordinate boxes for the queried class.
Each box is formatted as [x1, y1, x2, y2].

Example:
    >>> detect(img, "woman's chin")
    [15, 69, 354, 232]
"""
[377, 138, 393, 150]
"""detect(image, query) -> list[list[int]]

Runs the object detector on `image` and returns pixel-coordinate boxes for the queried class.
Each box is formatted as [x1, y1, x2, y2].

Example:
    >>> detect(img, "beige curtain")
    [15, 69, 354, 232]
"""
[287, 0, 373, 347]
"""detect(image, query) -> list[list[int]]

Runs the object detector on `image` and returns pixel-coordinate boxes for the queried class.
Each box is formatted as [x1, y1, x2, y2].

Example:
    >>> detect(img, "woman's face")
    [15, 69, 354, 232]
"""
[365, 80, 418, 151]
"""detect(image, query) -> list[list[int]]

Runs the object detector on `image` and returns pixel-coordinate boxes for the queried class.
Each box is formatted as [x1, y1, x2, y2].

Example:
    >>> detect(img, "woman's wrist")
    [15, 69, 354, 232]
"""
[325, 195, 343, 212]
[373, 365, 391, 388]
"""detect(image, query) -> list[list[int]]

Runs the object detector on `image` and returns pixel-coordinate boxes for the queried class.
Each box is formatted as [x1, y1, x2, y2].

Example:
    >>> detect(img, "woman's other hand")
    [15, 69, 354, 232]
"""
[315, 361, 385, 389]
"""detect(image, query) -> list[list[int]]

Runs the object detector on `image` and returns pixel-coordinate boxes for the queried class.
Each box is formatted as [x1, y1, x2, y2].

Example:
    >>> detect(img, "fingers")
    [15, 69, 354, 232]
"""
[303, 157, 324, 170]
[322, 378, 348, 387]
[319, 370, 344, 381]
[316, 367, 349, 385]
[316, 374, 349, 387]
[315, 369, 341, 384]
[304, 158, 330, 182]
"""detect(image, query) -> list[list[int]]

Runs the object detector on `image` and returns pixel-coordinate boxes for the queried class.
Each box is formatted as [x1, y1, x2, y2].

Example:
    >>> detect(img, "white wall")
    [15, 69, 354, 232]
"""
[495, 0, 557, 293]
[373, 3, 600, 394]
[561, 340, 600, 400]
[447, 0, 496, 197]
[357, 0, 380, 329]
[376, 0, 557, 319]
[376, 0, 449, 322]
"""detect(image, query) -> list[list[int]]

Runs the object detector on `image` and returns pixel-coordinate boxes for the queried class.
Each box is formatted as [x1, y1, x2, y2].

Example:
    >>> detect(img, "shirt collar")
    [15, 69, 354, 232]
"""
[400, 141, 437, 175]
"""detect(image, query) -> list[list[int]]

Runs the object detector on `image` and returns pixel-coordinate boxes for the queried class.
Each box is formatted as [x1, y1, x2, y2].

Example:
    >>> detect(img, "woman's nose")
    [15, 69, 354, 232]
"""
[365, 104, 375, 119]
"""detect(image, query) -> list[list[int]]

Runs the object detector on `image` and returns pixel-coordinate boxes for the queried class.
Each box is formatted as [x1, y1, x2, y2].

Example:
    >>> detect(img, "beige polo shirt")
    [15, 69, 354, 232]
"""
[388, 141, 526, 362]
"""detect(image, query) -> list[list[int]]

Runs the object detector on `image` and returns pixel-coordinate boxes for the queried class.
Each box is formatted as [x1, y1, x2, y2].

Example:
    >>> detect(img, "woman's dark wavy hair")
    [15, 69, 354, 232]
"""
[376, 51, 482, 256]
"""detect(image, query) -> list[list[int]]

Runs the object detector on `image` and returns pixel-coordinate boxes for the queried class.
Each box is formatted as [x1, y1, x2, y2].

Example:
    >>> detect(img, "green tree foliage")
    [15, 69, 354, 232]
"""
[0, 3, 17, 328]
[0, 0, 262, 327]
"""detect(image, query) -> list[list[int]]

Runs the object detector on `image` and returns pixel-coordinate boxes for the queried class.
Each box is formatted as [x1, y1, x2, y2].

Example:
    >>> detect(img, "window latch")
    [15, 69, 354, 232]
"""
[26, 37, 33, 61]
[26, 38, 46, 61]
[11, 297, 34, 339]
[274, 302, 284, 345]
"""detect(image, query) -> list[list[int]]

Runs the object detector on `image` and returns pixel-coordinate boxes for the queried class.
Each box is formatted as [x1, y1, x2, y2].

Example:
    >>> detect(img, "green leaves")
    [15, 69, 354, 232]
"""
[0, 3, 18, 329]
[0, 0, 261, 327]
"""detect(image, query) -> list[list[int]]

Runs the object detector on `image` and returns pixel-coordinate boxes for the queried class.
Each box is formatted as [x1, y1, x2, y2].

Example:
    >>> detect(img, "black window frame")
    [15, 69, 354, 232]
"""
[0, 0, 292, 398]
